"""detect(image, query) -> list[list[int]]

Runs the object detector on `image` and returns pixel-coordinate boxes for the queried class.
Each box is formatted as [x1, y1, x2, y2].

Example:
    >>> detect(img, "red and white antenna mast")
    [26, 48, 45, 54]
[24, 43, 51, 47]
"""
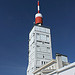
[35, 0, 43, 25]
[38, 0, 40, 13]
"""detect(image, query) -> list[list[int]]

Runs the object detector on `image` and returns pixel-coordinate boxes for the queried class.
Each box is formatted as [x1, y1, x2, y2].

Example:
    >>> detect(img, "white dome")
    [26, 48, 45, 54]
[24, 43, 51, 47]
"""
[35, 13, 42, 18]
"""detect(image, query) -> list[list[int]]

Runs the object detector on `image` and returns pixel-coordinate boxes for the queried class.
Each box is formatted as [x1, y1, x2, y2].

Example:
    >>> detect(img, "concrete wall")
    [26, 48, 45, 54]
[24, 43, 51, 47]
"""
[58, 64, 75, 75]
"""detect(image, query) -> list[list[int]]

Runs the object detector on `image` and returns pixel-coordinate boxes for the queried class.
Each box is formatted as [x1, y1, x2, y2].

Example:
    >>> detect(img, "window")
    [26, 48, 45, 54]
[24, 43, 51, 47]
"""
[37, 45, 40, 47]
[41, 61, 46, 65]
[40, 28, 45, 32]
[37, 40, 42, 42]
[45, 42, 50, 44]
[47, 47, 50, 49]
[46, 35, 49, 41]
[42, 41, 44, 44]
[40, 34, 46, 41]
[43, 55, 44, 58]
[46, 35, 49, 37]
[36, 33, 40, 40]
[36, 67, 39, 68]
[41, 61, 43, 65]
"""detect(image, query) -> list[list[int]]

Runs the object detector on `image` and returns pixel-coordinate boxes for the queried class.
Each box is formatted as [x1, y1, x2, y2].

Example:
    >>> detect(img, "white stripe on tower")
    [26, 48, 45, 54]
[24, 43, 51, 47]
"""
[38, 0, 40, 13]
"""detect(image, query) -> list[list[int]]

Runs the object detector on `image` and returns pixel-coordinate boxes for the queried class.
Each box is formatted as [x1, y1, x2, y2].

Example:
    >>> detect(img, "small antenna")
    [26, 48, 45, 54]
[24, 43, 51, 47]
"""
[38, 0, 40, 13]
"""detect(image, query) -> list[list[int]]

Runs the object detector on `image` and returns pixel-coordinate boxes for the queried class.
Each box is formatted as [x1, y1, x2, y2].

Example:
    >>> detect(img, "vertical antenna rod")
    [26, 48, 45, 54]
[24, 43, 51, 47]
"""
[38, 0, 40, 13]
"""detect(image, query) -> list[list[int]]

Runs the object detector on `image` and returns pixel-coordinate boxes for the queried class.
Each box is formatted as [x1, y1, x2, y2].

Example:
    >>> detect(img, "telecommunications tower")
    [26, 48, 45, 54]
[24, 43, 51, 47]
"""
[27, 1, 52, 75]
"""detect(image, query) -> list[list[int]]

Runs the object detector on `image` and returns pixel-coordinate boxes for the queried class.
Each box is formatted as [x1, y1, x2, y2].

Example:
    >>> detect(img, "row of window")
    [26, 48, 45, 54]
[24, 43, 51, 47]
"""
[29, 34, 50, 46]
[37, 45, 50, 49]
[36, 33, 50, 41]
[37, 49, 50, 53]
[30, 33, 49, 39]
[37, 54, 51, 60]
[37, 40, 50, 44]
[41, 61, 48, 65]
[36, 60, 48, 66]
[35, 27, 50, 33]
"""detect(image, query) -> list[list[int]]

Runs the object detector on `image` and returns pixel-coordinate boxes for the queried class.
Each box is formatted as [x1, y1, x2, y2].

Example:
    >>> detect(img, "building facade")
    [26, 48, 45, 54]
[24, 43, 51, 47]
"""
[27, 25, 52, 75]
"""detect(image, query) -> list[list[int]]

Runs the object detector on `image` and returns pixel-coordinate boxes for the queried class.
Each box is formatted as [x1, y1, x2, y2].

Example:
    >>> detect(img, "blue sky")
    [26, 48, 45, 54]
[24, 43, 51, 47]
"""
[0, 0, 75, 75]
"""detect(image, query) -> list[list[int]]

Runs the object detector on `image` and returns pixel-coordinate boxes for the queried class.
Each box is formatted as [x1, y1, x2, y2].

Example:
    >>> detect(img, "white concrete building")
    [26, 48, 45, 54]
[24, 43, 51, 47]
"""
[27, 25, 53, 75]
[27, 1, 53, 75]
[33, 53, 75, 75]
